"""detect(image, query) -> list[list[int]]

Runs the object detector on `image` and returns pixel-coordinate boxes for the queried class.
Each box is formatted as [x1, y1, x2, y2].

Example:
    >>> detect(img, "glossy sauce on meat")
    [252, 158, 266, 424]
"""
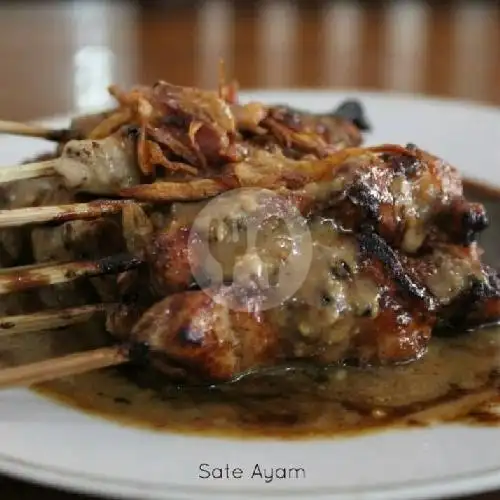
[2, 183, 500, 438]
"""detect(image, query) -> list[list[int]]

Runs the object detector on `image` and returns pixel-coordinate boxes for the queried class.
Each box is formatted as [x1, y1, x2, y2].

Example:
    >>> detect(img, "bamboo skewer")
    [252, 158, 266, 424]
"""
[0, 254, 143, 294]
[0, 120, 75, 141]
[0, 199, 134, 228]
[0, 303, 113, 336]
[0, 159, 58, 184]
[0, 346, 127, 388]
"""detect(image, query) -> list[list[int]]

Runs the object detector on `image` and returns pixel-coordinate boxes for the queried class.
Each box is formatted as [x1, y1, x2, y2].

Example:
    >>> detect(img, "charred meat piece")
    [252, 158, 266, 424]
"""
[434, 198, 489, 246]
[445, 269, 500, 330]
[257, 103, 365, 159]
[31, 216, 127, 307]
[355, 229, 500, 329]
[406, 243, 500, 331]
[136, 190, 313, 296]
[129, 288, 280, 382]
[289, 144, 485, 252]
[0, 175, 73, 268]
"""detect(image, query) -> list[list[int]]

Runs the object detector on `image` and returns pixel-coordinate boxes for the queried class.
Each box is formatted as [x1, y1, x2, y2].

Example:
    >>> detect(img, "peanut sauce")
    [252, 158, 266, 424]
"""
[2, 182, 500, 438]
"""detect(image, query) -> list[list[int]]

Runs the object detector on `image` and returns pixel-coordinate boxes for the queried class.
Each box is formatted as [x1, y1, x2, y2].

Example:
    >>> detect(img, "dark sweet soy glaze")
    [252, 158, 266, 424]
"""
[26, 180, 500, 438]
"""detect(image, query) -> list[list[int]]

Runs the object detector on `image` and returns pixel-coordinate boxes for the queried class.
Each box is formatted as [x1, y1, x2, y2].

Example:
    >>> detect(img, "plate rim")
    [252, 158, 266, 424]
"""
[2, 445, 500, 500]
[241, 87, 500, 111]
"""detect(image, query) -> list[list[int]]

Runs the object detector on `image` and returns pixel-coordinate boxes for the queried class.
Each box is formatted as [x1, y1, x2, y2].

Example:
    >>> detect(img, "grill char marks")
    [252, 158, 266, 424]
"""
[436, 269, 500, 332]
[308, 145, 491, 253]
[380, 149, 420, 176]
[356, 227, 438, 311]
[435, 199, 489, 246]
[356, 224, 500, 337]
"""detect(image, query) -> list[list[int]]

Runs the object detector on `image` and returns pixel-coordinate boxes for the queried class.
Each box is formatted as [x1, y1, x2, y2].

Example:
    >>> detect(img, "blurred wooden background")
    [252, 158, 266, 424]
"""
[0, 0, 499, 122]
[0, 0, 500, 498]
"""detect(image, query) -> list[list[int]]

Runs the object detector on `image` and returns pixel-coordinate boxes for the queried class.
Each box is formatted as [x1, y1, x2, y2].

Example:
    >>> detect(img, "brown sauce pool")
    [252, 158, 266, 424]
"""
[3, 180, 500, 439]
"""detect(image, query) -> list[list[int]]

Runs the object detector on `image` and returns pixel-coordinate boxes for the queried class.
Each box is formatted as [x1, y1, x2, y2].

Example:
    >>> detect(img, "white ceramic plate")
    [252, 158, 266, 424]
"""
[1, 90, 500, 500]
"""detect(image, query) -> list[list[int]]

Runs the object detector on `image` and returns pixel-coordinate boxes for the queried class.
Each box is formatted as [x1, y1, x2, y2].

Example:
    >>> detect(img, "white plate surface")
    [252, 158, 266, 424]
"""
[1, 90, 500, 500]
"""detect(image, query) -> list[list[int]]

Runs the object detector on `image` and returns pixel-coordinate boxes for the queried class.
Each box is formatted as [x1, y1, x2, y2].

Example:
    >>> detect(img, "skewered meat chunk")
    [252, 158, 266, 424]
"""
[31, 217, 126, 307]
[43, 99, 368, 198]
[11, 168, 127, 308]
[130, 288, 280, 381]
[0, 175, 73, 267]
[55, 135, 140, 195]
[0, 176, 79, 319]
[131, 184, 495, 312]
[294, 145, 485, 251]
[256, 102, 366, 158]
[355, 230, 500, 329]
[212, 144, 485, 251]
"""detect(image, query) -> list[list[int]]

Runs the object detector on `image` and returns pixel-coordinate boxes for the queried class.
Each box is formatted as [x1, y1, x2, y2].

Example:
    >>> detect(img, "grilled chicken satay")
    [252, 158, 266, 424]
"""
[283, 145, 488, 251]
[8, 82, 368, 200]
[125, 250, 500, 384]
[293, 144, 484, 249]
[34, 100, 367, 197]
[0, 174, 74, 267]
[133, 195, 498, 323]
[31, 217, 127, 307]
[251, 100, 368, 159]
[10, 82, 368, 200]
[54, 134, 141, 195]
[124, 144, 488, 287]
[113, 193, 500, 382]
[128, 264, 500, 384]
[404, 242, 500, 330]
[128, 260, 432, 383]
[118, 200, 430, 374]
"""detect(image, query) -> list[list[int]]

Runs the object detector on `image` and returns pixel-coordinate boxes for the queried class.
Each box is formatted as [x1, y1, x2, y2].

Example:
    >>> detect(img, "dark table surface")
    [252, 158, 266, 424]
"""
[0, 0, 500, 498]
